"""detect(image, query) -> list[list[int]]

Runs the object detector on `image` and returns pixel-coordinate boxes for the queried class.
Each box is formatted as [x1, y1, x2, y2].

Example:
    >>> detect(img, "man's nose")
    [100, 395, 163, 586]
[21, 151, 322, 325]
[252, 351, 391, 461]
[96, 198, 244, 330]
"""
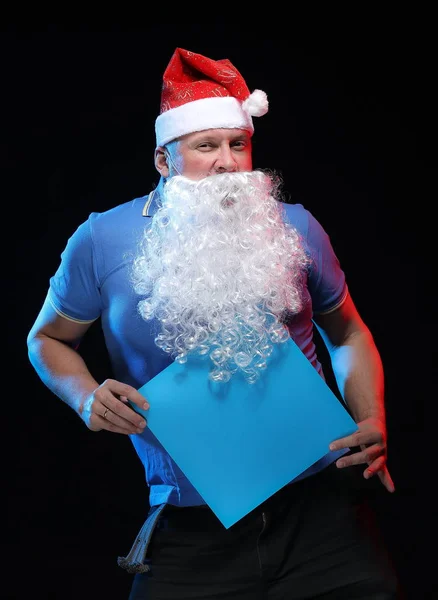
[215, 146, 237, 172]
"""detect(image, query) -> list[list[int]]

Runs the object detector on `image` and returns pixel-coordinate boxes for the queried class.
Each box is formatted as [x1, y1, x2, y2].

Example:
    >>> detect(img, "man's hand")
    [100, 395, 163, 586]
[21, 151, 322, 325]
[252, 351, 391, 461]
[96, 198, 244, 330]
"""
[80, 379, 149, 435]
[329, 416, 395, 493]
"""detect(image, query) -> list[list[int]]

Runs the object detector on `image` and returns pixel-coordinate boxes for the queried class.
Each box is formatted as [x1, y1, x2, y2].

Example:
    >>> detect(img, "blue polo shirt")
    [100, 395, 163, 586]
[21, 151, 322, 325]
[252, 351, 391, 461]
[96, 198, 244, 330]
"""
[48, 192, 348, 507]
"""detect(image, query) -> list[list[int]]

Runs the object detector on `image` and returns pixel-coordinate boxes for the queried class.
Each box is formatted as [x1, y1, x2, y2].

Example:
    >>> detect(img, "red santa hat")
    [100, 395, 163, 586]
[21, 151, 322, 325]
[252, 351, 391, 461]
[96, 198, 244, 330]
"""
[155, 48, 269, 147]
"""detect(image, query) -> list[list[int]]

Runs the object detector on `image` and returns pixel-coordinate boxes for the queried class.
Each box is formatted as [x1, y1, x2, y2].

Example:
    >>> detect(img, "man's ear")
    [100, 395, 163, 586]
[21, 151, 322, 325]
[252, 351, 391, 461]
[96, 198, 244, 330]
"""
[155, 146, 169, 178]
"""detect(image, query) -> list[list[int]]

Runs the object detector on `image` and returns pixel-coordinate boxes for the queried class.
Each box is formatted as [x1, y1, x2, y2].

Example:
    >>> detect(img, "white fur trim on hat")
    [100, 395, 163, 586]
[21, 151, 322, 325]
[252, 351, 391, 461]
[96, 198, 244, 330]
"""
[155, 96, 254, 147]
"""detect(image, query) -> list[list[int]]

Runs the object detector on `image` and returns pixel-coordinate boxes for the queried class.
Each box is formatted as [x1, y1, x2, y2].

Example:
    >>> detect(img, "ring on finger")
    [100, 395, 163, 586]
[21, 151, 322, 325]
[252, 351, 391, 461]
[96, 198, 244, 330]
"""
[103, 408, 109, 419]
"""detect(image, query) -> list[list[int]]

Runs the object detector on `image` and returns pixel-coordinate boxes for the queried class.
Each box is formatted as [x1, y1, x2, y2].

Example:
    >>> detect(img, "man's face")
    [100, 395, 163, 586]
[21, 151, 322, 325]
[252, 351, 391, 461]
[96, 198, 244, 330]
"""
[165, 128, 253, 181]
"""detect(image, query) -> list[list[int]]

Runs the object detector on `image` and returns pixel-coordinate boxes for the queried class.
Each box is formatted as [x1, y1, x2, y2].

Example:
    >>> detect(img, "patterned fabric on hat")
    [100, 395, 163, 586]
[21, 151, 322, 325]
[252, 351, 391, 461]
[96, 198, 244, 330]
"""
[155, 48, 268, 147]
[160, 49, 251, 113]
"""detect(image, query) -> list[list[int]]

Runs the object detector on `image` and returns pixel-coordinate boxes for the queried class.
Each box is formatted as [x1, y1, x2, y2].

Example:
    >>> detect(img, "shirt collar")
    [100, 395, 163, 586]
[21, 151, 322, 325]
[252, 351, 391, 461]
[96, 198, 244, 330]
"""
[142, 188, 161, 217]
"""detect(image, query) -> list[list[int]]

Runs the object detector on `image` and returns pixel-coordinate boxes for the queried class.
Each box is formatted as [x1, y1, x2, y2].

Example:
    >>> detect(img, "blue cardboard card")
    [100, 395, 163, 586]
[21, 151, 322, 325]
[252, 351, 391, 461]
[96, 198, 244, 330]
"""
[133, 338, 357, 528]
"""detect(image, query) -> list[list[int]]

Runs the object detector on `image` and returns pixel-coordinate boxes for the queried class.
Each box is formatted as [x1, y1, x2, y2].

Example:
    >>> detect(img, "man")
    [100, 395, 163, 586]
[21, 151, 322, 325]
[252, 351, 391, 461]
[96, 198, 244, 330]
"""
[27, 48, 402, 598]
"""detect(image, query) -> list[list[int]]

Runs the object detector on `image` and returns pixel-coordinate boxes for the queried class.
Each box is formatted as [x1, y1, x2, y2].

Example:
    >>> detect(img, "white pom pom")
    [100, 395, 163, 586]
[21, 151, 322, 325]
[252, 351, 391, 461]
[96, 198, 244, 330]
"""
[242, 89, 269, 117]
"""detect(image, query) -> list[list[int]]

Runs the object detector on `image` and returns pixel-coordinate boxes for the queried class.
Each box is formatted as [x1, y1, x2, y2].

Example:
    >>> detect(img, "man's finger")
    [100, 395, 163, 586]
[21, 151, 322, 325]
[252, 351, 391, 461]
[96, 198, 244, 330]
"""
[330, 431, 381, 452]
[105, 398, 148, 430]
[103, 379, 149, 410]
[97, 413, 142, 436]
[376, 467, 395, 493]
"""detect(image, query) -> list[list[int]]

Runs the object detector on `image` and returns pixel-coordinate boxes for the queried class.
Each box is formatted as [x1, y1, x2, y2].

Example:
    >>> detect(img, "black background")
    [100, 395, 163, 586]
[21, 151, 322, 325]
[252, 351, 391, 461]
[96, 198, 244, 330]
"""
[5, 23, 432, 599]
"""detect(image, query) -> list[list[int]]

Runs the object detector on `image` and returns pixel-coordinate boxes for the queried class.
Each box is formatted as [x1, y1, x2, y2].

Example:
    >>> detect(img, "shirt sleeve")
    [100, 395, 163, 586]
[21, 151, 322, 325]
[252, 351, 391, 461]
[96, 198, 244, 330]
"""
[305, 209, 348, 315]
[48, 214, 102, 323]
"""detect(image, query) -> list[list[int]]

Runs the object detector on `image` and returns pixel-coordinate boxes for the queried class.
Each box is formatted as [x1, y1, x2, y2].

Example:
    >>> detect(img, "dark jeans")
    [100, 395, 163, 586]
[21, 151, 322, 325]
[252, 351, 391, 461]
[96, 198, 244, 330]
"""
[129, 464, 402, 599]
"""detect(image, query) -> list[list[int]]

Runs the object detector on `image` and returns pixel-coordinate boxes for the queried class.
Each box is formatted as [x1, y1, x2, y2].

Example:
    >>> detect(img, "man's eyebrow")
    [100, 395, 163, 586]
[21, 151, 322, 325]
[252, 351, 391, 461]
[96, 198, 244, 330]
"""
[232, 134, 250, 141]
[192, 135, 216, 143]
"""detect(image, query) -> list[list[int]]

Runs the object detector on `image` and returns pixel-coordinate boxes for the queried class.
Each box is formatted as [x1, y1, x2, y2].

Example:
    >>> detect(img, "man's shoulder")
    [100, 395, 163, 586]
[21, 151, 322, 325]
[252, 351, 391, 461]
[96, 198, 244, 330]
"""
[280, 201, 310, 235]
[281, 201, 307, 216]
[72, 195, 151, 259]
[90, 195, 148, 226]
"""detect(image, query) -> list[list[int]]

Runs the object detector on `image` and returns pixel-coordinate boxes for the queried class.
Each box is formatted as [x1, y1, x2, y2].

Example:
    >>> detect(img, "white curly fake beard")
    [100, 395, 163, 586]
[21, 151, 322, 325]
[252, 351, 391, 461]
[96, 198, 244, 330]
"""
[132, 170, 309, 384]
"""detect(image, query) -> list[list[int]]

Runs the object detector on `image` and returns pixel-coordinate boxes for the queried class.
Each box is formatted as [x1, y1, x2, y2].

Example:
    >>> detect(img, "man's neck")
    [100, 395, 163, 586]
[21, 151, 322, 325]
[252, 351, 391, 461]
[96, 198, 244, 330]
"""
[155, 176, 167, 199]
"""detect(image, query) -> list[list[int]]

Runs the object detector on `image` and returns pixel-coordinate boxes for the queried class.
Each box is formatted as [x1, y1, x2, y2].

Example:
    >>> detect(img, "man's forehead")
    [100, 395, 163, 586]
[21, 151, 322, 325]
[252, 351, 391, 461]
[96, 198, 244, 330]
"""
[180, 128, 252, 144]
